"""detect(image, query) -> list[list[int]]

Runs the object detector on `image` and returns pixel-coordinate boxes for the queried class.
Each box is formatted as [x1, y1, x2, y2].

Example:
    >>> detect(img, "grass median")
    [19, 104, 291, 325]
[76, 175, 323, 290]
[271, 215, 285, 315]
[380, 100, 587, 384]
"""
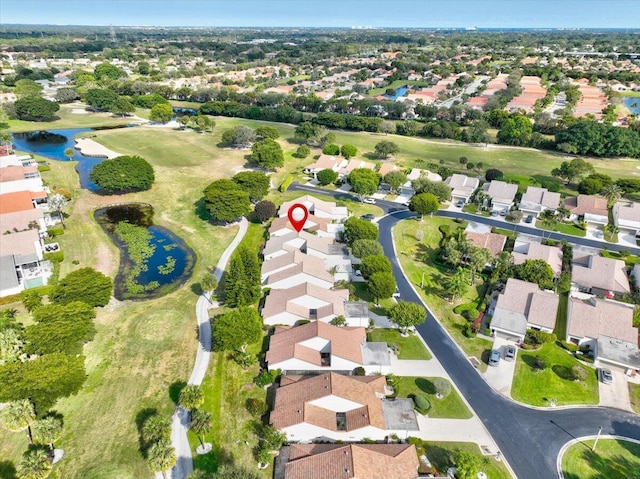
[561, 438, 640, 479]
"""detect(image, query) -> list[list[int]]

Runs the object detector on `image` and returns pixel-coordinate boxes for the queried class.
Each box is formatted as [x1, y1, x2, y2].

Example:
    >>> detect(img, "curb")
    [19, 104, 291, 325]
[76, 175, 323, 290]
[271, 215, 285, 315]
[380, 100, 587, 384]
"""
[556, 435, 640, 479]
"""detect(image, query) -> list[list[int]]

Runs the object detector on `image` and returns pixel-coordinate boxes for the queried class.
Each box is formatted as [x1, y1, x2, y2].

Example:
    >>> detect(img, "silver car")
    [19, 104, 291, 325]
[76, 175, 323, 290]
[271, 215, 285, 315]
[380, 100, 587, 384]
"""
[489, 349, 501, 366]
[504, 345, 516, 361]
[599, 368, 613, 384]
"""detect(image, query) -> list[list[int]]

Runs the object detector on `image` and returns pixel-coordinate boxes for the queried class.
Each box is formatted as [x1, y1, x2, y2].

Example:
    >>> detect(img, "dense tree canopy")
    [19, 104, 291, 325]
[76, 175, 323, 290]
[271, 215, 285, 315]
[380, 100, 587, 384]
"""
[149, 103, 174, 123]
[359, 255, 392, 279]
[203, 179, 251, 223]
[85, 88, 119, 110]
[497, 115, 533, 146]
[212, 307, 262, 352]
[388, 301, 426, 334]
[14, 96, 59, 121]
[555, 119, 640, 158]
[515, 259, 555, 290]
[411, 178, 451, 202]
[348, 168, 381, 199]
[94, 62, 127, 81]
[221, 125, 257, 148]
[89, 155, 155, 193]
[232, 171, 270, 202]
[368, 272, 397, 303]
[344, 217, 379, 245]
[351, 239, 384, 259]
[50, 268, 113, 307]
[410, 193, 440, 218]
[251, 138, 284, 170]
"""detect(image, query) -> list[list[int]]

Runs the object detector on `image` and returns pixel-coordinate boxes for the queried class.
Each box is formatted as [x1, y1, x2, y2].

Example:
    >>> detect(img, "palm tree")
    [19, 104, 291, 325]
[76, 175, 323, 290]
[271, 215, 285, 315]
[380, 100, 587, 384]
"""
[446, 268, 469, 302]
[32, 416, 63, 452]
[1, 132, 12, 154]
[141, 414, 171, 446]
[146, 440, 176, 479]
[16, 448, 51, 479]
[179, 384, 204, 411]
[190, 409, 212, 448]
[63, 147, 74, 161]
[602, 184, 623, 205]
[1, 399, 36, 444]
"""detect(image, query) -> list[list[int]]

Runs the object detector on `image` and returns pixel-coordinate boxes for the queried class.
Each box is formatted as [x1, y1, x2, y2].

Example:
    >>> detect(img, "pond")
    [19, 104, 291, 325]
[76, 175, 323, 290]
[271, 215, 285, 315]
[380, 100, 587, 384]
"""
[11, 126, 134, 191]
[622, 96, 640, 115]
[94, 203, 196, 301]
[384, 85, 410, 101]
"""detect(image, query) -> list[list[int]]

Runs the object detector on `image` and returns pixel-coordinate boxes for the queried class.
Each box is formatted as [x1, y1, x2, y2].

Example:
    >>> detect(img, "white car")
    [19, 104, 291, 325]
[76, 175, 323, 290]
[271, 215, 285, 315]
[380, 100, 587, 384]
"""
[363, 197, 376, 204]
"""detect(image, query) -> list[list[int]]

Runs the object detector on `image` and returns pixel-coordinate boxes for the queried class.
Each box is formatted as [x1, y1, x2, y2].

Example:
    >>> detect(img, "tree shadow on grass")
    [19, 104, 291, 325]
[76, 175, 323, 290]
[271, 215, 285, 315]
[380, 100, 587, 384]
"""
[415, 377, 436, 395]
[194, 197, 210, 222]
[552, 365, 573, 380]
[0, 461, 16, 479]
[169, 381, 187, 405]
[135, 407, 158, 457]
[422, 443, 455, 475]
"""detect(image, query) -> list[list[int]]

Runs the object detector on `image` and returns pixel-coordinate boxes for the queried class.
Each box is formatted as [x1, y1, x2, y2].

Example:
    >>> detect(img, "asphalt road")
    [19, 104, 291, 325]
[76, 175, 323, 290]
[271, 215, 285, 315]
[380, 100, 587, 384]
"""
[291, 183, 640, 479]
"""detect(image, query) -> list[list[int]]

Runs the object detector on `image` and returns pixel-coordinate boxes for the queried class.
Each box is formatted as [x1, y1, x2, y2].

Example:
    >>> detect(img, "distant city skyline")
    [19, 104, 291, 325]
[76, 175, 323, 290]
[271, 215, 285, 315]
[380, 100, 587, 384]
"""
[1, 0, 638, 29]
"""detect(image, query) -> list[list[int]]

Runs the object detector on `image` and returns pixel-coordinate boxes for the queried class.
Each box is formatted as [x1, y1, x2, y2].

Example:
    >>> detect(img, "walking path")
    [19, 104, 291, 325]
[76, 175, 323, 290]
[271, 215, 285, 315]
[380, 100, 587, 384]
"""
[164, 217, 249, 479]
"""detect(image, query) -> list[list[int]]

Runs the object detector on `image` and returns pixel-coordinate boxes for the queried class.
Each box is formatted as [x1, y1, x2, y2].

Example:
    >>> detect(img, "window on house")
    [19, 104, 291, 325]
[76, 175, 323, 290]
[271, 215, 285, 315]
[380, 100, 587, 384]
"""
[309, 308, 317, 319]
[336, 412, 347, 431]
[321, 352, 331, 366]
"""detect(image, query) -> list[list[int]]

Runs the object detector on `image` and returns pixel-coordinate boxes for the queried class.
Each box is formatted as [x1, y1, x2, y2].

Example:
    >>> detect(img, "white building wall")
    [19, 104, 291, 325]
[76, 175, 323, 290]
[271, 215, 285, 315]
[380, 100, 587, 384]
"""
[267, 274, 333, 290]
[0, 177, 44, 194]
[268, 356, 361, 372]
[282, 423, 388, 442]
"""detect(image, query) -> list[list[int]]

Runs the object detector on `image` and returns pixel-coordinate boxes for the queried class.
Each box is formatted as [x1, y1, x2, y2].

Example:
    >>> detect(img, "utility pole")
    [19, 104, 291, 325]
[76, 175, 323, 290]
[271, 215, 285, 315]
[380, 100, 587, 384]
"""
[592, 426, 603, 451]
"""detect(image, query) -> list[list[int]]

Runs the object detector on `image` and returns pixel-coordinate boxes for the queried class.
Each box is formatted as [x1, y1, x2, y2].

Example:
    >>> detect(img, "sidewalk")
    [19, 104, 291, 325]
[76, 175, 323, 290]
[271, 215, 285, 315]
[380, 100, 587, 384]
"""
[412, 416, 499, 454]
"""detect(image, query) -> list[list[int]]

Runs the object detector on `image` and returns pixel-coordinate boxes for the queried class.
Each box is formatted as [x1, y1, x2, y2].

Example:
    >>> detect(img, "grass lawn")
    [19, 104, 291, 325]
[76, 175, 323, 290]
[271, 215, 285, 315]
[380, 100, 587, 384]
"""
[561, 439, 640, 479]
[409, 439, 512, 479]
[630, 383, 640, 414]
[367, 79, 432, 96]
[554, 293, 569, 340]
[368, 329, 432, 360]
[393, 217, 493, 372]
[511, 342, 599, 407]
[536, 219, 587, 237]
[396, 376, 472, 419]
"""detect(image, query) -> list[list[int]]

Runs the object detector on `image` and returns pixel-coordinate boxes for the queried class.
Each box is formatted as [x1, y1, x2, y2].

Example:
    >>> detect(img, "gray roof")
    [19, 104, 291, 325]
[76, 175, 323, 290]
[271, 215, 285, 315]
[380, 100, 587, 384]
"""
[0, 255, 19, 289]
[490, 309, 528, 337]
[361, 342, 391, 366]
[381, 398, 419, 430]
[344, 301, 369, 318]
[597, 336, 640, 369]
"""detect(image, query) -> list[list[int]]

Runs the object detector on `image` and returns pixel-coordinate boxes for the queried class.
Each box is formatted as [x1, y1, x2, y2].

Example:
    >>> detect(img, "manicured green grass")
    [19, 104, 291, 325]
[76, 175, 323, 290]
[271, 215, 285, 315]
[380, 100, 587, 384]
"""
[536, 219, 587, 237]
[511, 342, 599, 406]
[561, 439, 640, 479]
[630, 383, 640, 414]
[554, 293, 569, 340]
[409, 440, 512, 479]
[396, 377, 472, 419]
[614, 91, 640, 98]
[368, 329, 432, 360]
[393, 218, 493, 372]
[367, 79, 431, 96]
[601, 250, 640, 267]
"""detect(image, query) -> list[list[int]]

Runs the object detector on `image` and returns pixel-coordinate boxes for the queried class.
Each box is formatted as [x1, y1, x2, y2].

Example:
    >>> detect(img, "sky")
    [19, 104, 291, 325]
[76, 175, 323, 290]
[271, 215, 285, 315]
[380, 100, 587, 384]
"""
[1, 0, 638, 29]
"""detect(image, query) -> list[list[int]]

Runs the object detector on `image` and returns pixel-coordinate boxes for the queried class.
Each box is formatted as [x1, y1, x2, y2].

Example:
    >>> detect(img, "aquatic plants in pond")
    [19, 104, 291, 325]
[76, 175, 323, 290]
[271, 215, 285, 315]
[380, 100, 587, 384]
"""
[94, 203, 196, 300]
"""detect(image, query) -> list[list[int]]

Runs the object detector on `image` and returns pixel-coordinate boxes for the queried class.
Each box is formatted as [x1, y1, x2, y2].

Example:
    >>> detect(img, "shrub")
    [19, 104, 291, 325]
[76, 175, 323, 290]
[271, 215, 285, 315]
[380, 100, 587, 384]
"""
[353, 367, 366, 376]
[570, 365, 588, 381]
[37, 164, 51, 172]
[463, 322, 477, 338]
[90, 155, 155, 193]
[44, 251, 64, 263]
[254, 369, 279, 388]
[279, 175, 294, 192]
[316, 168, 338, 186]
[558, 341, 579, 353]
[322, 143, 340, 155]
[432, 378, 451, 398]
[533, 356, 547, 371]
[413, 394, 431, 414]
[527, 329, 556, 345]
[47, 225, 65, 237]
[253, 200, 276, 222]
[462, 308, 479, 321]
[294, 144, 310, 158]
[245, 398, 267, 417]
[485, 169, 504, 181]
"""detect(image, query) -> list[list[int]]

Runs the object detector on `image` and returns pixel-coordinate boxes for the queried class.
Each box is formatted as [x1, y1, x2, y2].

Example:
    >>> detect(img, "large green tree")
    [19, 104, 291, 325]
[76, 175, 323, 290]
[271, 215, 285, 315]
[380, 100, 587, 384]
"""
[149, 103, 174, 123]
[374, 140, 399, 159]
[351, 239, 384, 259]
[14, 96, 59, 121]
[343, 217, 379, 245]
[89, 155, 155, 193]
[222, 247, 261, 307]
[111, 96, 136, 117]
[551, 158, 595, 185]
[410, 193, 440, 219]
[222, 126, 257, 148]
[146, 440, 176, 479]
[212, 307, 262, 353]
[411, 178, 452, 202]
[497, 114, 533, 146]
[515, 259, 555, 290]
[388, 301, 426, 334]
[141, 414, 171, 446]
[348, 168, 381, 200]
[16, 448, 51, 479]
[85, 88, 119, 110]
[251, 138, 284, 170]
[203, 179, 251, 223]
[50, 268, 113, 307]
[368, 272, 397, 304]
[179, 385, 204, 411]
[232, 171, 270, 202]
[1, 399, 36, 444]
[359, 255, 392, 279]
[94, 62, 127, 81]
[14, 79, 43, 98]
[384, 170, 407, 193]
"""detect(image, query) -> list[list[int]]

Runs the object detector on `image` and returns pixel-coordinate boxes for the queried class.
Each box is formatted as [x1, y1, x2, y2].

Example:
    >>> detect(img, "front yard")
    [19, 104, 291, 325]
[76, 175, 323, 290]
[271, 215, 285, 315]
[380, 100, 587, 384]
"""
[629, 382, 640, 414]
[511, 342, 599, 407]
[396, 376, 472, 419]
[561, 439, 640, 479]
[535, 219, 587, 237]
[368, 328, 432, 360]
[393, 218, 493, 371]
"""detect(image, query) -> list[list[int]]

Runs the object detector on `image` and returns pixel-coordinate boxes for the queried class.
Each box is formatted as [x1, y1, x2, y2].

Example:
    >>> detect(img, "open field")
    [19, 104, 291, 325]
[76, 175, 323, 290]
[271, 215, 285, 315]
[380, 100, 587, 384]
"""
[561, 439, 640, 479]
[511, 342, 599, 407]
[393, 217, 493, 372]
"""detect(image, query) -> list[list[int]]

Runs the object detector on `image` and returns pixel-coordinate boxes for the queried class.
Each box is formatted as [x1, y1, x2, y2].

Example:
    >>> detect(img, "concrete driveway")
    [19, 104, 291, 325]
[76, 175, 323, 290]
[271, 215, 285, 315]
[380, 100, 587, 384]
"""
[483, 337, 517, 396]
[598, 368, 633, 412]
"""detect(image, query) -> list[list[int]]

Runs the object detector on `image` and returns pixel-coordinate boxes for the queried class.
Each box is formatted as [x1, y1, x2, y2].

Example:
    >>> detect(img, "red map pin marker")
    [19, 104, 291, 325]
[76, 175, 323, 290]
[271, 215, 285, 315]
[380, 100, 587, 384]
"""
[288, 203, 309, 233]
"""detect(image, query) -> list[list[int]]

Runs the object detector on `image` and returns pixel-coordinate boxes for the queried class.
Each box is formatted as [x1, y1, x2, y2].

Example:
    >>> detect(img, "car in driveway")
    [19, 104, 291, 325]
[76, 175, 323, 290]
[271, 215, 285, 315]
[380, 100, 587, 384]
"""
[456, 200, 464, 208]
[499, 210, 507, 216]
[504, 345, 516, 361]
[525, 214, 534, 224]
[361, 213, 375, 221]
[490, 210, 499, 217]
[599, 368, 613, 384]
[489, 349, 501, 366]
[363, 197, 376, 204]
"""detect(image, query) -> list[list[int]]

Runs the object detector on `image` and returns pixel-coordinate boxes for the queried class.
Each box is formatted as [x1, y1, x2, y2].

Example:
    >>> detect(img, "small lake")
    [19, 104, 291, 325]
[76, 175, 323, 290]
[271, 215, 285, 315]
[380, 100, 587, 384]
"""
[94, 203, 196, 301]
[11, 126, 134, 191]
[384, 85, 410, 101]
[622, 96, 640, 115]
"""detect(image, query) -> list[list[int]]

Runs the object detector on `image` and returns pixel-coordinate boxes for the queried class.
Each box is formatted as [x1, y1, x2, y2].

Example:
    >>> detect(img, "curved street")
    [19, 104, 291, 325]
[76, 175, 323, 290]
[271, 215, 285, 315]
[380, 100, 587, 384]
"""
[290, 183, 640, 479]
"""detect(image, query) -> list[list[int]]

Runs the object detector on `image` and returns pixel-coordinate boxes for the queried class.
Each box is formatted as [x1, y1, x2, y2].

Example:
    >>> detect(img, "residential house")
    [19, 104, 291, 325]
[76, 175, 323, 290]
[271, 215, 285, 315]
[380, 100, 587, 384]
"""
[377, 163, 401, 193]
[518, 187, 561, 217]
[275, 443, 419, 479]
[337, 159, 377, 179]
[489, 278, 560, 341]
[465, 230, 507, 258]
[0, 208, 48, 237]
[566, 297, 639, 373]
[613, 201, 640, 238]
[445, 174, 480, 204]
[270, 372, 418, 441]
[0, 166, 44, 195]
[280, 195, 348, 222]
[262, 251, 334, 290]
[263, 232, 307, 261]
[482, 180, 518, 213]
[571, 254, 630, 297]
[0, 191, 48, 214]
[512, 240, 563, 277]
[269, 214, 342, 239]
[564, 194, 608, 227]
[344, 301, 371, 327]
[265, 321, 391, 374]
[0, 229, 54, 297]
[261, 282, 349, 325]
[399, 168, 443, 197]
[303, 155, 348, 180]
[0, 154, 37, 168]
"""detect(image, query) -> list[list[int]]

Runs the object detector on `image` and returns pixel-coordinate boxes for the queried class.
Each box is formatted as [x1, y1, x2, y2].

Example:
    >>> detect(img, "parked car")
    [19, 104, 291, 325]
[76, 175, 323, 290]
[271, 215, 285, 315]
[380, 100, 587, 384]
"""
[456, 200, 464, 208]
[354, 269, 362, 277]
[392, 288, 400, 299]
[599, 368, 613, 384]
[361, 214, 375, 221]
[504, 345, 516, 361]
[525, 214, 534, 224]
[490, 210, 499, 217]
[489, 349, 501, 366]
[499, 210, 507, 216]
[363, 197, 376, 204]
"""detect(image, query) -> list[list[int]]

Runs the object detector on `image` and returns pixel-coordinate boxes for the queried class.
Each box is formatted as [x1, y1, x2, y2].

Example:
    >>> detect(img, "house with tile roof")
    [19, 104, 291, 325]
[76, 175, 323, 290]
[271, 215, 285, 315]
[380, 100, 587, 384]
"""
[465, 230, 507, 258]
[399, 168, 443, 197]
[512, 240, 563, 277]
[270, 372, 418, 441]
[566, 297, 639, 372]
[0, 165, 44, 194]
[489, 278, 560, 341]
[571, 254, 630, 297]
[262, 251, 334, 290]
[261, 282, 349, 325]
[518, 186, 561, 217]
[0, 154, 37, 169]
[304, 155, 349, 180]
[280, 195, 348, 222]
[269, 214, 342, 239]
[337, 159, 377, 179]
[564, 194, 608, 227]
[266, 321, 390, 374]
[482, 180, 518, 213]
[275, 443, 419, 479]
[0, 208, 47, 237]
[613, 201, 640, 238]
[0, 228, 54, 297]
[445, 174, 480, 204]
[0, 191, 48, 215]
